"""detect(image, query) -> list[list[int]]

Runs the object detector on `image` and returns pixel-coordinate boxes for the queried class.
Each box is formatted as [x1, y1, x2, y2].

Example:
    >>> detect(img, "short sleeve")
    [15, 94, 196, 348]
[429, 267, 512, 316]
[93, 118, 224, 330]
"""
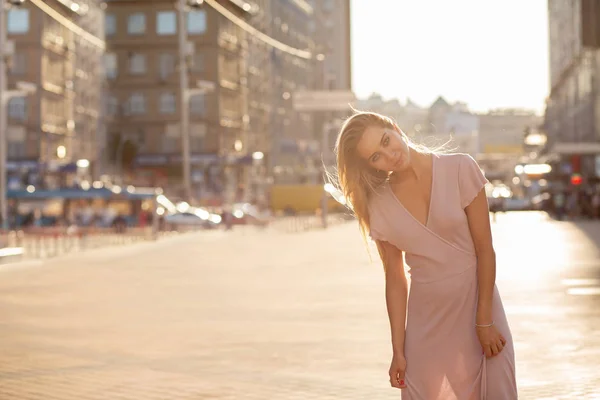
[459, 154, 488, 209]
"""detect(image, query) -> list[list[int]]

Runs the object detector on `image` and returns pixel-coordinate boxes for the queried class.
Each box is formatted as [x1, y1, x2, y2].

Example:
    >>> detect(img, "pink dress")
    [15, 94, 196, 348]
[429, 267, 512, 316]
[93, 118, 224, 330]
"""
[368, 153, 517, 399]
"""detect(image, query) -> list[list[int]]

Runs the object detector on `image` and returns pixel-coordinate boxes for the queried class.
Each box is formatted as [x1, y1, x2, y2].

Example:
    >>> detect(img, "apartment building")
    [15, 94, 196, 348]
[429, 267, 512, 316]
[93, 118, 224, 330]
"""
[6, 0, 104, 189]
[104, 0, 251, 200]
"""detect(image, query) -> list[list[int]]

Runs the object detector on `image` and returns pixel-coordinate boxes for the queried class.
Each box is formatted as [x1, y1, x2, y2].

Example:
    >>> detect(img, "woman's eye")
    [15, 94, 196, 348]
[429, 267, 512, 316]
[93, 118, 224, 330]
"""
[383, 137, 390, 146]
[372, 154, 379, 163]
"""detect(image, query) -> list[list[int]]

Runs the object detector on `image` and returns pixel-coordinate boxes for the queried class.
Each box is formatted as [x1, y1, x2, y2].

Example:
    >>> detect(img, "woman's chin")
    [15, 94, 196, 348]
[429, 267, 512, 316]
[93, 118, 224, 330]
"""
[392, 160, 408, 172]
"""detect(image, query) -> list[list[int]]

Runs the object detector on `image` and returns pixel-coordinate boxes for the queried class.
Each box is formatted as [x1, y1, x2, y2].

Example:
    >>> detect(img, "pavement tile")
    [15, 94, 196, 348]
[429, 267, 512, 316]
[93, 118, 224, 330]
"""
[0, 212, 598, 399]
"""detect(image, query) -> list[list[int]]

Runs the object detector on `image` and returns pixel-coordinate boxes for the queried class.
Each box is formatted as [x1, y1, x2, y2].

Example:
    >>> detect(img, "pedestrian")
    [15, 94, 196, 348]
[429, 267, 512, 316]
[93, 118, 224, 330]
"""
[591, 190, 600, 219]
[333, 111, 517, 399]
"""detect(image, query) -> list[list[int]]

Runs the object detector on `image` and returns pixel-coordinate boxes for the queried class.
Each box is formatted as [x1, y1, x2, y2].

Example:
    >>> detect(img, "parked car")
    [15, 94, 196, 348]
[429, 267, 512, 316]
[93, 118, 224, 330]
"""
[164, 209, 221, 230]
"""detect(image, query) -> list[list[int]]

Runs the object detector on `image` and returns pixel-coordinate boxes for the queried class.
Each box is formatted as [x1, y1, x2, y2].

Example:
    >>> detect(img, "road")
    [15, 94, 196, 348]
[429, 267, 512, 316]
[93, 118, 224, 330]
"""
[0, 212, 598, 399]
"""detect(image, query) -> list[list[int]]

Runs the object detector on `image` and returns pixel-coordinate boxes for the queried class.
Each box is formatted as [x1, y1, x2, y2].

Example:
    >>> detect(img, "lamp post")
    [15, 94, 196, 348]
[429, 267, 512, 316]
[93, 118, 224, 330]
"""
[177, 0, 214, 201]
[0, 83, 37, 230]
[0, 0, 7, 230]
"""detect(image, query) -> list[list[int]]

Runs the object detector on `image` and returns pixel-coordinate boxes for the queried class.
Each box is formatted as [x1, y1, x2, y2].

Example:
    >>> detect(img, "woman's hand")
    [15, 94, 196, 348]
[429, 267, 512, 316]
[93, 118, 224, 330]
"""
[476, 324, 506, 358]
[389, 353, 407, 389]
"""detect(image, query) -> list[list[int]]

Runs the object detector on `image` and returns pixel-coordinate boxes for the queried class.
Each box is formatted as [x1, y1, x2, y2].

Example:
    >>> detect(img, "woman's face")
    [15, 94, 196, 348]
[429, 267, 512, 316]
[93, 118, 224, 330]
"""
[355, 125, 411, 173]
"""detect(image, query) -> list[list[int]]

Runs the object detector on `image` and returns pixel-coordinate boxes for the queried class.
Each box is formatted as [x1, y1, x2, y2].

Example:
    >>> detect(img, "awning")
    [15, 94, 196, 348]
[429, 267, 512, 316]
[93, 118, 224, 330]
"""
[551, 142, 600, 154]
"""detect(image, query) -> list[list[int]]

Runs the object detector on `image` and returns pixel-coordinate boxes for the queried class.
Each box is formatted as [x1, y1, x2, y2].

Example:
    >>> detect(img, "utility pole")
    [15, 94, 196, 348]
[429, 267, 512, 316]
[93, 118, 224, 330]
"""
[178, 0, 192, 201]
[320, 119, 330, 228]
[0, 0, 8, 230]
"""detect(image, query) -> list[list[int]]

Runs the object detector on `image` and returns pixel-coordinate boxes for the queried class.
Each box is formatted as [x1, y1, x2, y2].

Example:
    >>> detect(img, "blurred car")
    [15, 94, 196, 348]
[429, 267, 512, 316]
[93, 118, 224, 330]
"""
[230, 203, 259, 225]
[503, 197, 531, 211]
[531, 192, 551, 211]
[164, 209, 221, 230]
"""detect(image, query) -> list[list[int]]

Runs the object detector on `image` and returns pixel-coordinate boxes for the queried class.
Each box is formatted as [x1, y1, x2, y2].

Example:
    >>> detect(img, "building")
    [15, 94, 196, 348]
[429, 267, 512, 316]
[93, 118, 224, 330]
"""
[243, 0, 275, 200]
[5, 0, 104, 190]
[476, 109, 542, 180]
[104, 0, 252, 202]
[478, 109, 541, 155]
[355, 94, 429, 140]
[311, 0, 352, 181]
[424, 96, 480, 156]
[313, 0, 351, 91]
[262, 0, 317, 185]
[545, 0, 599, 179]
[355, 93, 404, 125]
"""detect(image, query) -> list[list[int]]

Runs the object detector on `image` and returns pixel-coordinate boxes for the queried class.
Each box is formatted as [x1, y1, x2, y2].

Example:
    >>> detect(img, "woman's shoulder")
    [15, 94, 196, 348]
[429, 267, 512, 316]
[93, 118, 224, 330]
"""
[436, 151, 471, 161]
[436, 152, 477, 169]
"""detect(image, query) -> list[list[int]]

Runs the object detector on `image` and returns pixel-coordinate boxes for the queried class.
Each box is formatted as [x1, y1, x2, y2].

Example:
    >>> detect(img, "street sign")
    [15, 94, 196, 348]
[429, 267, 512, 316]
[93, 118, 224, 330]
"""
[293, 90, 356, 112]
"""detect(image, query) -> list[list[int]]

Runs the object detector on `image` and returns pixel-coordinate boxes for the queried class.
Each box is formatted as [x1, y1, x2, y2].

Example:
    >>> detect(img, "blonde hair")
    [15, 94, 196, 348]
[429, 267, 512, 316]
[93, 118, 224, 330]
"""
[332, 111, 437, 244]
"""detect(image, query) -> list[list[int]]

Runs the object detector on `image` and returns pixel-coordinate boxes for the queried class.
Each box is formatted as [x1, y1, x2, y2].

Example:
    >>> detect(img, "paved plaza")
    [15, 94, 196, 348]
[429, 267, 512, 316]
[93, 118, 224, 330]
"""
[0, 212, 599, 399]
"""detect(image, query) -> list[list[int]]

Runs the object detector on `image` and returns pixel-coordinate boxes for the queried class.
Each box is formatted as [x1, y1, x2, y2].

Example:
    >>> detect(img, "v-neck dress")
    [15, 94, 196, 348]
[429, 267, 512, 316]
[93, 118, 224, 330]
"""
[368, 153, 517, 400]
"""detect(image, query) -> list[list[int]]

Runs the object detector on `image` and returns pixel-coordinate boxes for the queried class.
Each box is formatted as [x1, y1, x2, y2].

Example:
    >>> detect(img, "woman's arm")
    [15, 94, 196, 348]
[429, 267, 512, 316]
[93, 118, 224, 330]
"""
[376, 240, 408, 354]
[464, 189, 495, 325]
[465, 189, 506, 357]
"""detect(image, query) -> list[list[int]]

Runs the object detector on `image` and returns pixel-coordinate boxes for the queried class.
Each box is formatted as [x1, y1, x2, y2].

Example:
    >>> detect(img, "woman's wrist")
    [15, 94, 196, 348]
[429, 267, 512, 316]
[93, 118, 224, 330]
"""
[392, 343, 404, 355]
[476, 306, 492, 325]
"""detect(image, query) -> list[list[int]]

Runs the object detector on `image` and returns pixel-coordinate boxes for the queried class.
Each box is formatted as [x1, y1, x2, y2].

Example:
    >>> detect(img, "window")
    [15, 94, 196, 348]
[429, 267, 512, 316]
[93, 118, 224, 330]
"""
[7, 9, 29, 34]
[8, 141, 26, 157]
[8, 98, 26, 120]
[160, 92, 176, 114]
[190, 53, 203, 73]
[158, 53, 175, 79]
[128, 93, 146, 114]
[129, 53, 146, 74]
[157, 11, 176, 35]
[7, 126, 26, 157]
[105, 14, 116, 36]
[162, 137, 178, 153]
[190, 94, 206, 116]
[187, 10, 207, 34]
[104, 53, 117, 79]
[190, 123, 206, 151]
[10, 53, 26, 75]
[163, 123, 179, 152]
[128, 13, 146, 34]
[106, 96, 119, 116]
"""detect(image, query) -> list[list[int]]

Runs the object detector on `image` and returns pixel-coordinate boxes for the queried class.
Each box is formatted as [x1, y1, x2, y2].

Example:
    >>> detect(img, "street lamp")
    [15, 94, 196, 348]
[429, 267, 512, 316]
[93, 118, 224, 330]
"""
[56, 145, 67, 159]
[0, 79, 37, 230]
[178, 0, 215, 201]
[181, 79, 215, 200]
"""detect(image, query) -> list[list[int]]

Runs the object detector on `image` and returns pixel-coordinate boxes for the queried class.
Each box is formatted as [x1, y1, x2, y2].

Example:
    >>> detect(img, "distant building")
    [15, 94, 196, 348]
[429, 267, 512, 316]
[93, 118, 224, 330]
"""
[103, 0, 253, 200]
[262, 0, 317, 185]
[356, 94, 481, 155]
[545, 0, 599, 179]
[479, 109, 542, 155]
[424, 97, 479, 156]
[355, 93, 404, 125]
[5, 0, 104, 190]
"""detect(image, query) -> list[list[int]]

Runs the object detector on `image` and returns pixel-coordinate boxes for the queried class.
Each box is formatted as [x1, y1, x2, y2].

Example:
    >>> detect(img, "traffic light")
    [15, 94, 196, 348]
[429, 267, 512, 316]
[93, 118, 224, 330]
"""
[571, 173, 583, 186]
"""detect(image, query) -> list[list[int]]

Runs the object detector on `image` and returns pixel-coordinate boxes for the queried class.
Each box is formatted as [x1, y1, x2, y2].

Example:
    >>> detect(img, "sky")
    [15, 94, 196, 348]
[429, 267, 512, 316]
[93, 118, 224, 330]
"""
[350, 0, 549, 114]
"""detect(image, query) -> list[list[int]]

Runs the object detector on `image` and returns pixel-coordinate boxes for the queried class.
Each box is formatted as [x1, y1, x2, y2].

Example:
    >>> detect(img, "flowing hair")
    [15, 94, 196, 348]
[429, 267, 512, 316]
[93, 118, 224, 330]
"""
[331, 110, 443, 246]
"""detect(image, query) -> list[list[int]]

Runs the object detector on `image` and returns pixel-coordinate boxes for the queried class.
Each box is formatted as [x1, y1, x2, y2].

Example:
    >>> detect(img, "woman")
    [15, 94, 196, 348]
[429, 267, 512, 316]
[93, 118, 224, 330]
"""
[334, 111, 517, 399]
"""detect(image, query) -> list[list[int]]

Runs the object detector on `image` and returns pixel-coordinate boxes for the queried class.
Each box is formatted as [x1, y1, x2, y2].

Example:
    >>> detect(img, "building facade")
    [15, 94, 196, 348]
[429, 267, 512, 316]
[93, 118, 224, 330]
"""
[104, 0, 252, 201]
[309, 0, 352, 183]
[6, 0, 104, 190]
[479, 109, 542, 155]
[545, 0, 599, 179]
[266, 0, 317, 184]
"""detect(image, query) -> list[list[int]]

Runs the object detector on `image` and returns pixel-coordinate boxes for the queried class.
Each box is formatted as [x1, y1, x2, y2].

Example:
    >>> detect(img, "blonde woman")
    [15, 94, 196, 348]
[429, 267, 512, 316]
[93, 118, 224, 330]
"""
[335, 111, 517, 399]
